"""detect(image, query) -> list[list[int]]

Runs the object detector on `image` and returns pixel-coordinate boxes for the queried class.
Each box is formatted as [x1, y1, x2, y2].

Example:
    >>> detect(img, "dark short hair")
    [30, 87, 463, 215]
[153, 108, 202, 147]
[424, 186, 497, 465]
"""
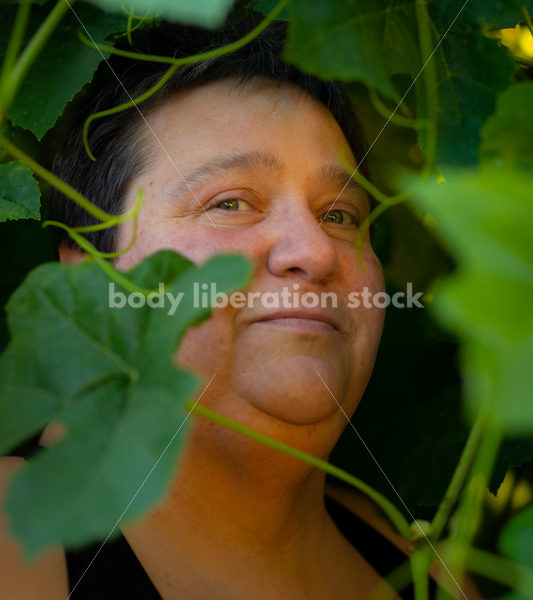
[46, 8, 368, 255]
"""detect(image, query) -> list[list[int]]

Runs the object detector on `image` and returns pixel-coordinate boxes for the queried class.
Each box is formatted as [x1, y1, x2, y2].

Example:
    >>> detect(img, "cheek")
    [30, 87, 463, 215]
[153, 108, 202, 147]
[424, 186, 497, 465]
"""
[173, 309, 236, 376]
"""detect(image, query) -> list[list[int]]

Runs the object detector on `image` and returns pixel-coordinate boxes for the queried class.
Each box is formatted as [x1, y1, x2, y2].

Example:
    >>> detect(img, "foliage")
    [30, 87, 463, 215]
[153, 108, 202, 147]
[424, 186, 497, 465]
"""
[0, 251, 251, 557]
[0, 161, 40, 221]
[0, 0, 532, 598]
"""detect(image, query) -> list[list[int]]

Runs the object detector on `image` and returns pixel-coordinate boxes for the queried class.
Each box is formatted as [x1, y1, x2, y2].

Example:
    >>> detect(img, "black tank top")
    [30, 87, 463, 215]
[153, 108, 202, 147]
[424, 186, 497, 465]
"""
[15, 440, 434, 599]
[65, 494, 434, 599]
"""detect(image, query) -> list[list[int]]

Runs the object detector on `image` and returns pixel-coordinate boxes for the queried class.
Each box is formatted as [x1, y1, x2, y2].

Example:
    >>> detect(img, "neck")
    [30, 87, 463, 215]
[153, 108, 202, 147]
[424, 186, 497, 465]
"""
[122, 400, 345, 596]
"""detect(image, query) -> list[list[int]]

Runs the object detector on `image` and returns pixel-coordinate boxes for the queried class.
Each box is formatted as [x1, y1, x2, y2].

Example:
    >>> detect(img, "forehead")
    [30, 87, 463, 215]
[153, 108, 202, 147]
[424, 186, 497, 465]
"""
[142, 77, 357, 174]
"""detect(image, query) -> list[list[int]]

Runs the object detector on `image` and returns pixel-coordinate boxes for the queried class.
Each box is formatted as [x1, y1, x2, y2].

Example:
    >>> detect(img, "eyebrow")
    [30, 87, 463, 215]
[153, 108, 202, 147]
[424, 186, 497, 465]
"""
[169, 150, 365, 200]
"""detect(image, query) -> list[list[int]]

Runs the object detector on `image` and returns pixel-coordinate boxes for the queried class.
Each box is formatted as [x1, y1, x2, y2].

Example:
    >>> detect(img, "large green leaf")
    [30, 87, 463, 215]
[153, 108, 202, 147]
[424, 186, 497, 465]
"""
[273, 0, 515, 167]
[416, 2, 515, 167]
[283, 0, 412, 98]
[468, 0, 533, 28]
[408, 169, 533, 434]
[85, 0, 235, 28]
[480, 83, 533, 172]
[0, 250, 251, 557]
[6, 3, 127, 139]
[0, 161, 40, 222]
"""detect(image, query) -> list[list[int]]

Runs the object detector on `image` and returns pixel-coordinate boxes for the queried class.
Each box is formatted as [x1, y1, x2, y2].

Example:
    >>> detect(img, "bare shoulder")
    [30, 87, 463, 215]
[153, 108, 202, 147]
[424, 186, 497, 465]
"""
[325, 481, 412, 553]
[324, 482, 484, 600]
[0, 457, 69, 600]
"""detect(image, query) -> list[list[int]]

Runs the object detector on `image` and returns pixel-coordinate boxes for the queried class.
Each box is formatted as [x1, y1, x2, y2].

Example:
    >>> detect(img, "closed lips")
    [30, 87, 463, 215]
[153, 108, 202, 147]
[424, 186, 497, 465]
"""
[253, 312, 339, 331]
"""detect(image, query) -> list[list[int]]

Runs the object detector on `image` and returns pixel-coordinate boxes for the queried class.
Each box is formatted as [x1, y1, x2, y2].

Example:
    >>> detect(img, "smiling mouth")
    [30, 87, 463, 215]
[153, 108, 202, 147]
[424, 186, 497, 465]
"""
[254, 316, 338, 333]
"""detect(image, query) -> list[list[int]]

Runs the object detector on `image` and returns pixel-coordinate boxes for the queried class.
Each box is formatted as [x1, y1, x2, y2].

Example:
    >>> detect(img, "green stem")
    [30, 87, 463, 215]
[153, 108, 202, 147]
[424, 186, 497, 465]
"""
[81, 0, 288, 160]
[44, 220, 155, 294]
[411, 546, 431, 600]
[522, 6, 533, 38]
[435, 419, 503, 600]
[0, 135, 120, 223]
[187, 402, 413, 539]
[0, 0, 32, 108]
[83, 63, 179, 160]
[2, 0, 73, 112]
[68, 187, 144, 232]
[79, 0, 288, 65]
[126, 9, 134, 45]
[368, 88, 429, 130]
[430, 409, 487, 542]
[415, 0, 438, 168]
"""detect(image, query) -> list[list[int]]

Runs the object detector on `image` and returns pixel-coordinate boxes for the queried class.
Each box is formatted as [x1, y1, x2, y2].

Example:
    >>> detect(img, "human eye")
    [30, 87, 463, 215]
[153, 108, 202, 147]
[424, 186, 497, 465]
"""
[213, 198, 252, 212]
[320, 208, 360, 227]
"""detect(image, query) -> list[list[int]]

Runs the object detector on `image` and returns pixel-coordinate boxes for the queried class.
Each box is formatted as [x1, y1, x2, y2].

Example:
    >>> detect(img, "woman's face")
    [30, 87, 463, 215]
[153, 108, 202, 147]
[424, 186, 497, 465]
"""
[116, 78, 385, 427]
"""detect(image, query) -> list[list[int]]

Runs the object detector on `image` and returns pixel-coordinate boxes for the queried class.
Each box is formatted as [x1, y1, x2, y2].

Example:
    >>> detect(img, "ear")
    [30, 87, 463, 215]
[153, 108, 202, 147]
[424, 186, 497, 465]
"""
[58, 243, 85, 265]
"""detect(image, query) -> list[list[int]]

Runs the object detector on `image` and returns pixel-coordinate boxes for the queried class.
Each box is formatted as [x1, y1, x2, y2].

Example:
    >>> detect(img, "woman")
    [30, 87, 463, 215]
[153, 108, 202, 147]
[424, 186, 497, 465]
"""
[0, 9, 480, 599]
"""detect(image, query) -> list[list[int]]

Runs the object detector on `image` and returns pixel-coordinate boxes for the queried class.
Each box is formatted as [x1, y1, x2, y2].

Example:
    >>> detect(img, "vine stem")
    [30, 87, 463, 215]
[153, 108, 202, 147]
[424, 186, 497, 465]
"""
[0, 135, 128, 223]
[0, 0, 32, 109]
[79, 0, 289, 66]
[81, 0, 288, 160]
[415, 0, 438, 168]
[435, 417, 503, 600]
[429, 408, 487, 541]
[368, 88, 429, 130]
[187, 402, 413, 539]
[1, 0, 74, 113]
[83, 63, 180, 160]
[42, 219, 158, 295]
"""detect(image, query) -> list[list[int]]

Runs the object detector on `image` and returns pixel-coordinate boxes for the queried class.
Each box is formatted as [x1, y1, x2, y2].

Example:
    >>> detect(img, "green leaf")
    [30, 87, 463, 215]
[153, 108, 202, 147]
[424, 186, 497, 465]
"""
[279, 0, 514, 166]
[468, 0, 533, 28]
[417, 3, 515, 167]
[85, 0, 235, 28]
[6, 3, 127, 140]
[0, 161, 40, 222]
[408, 169, 533, 434]
[480, 83, 533, 172]
[283, 0, 410, 98]
[499, 503, 533, 570]
[0, 250, 252, 557]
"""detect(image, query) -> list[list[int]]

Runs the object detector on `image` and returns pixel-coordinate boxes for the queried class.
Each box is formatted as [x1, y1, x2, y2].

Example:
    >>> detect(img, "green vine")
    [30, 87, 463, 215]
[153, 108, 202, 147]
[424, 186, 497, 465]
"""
[80, 0, 289, 160]
[187, 401, 414, 539]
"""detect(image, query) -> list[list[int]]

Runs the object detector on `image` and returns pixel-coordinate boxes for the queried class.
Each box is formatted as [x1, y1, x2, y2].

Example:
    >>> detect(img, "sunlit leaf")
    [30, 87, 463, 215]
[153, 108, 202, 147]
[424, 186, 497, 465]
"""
[480, 83, 533, 171]
[408, 169, 533, 434]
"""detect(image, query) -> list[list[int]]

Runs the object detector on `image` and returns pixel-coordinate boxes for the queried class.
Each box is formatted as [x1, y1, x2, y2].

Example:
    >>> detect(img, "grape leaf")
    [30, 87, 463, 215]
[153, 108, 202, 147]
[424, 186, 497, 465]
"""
[468, 0, 533, 28]
[0, 250, 252, 557]
[0, 161, 40, 222]
[499, 503, 533, 569]
[480, 82, 533, 172]
[282, 0, 411, 99]
[408, 169, 533, 434]
[85, 0, 235, 28]
[6, 3, 127, 140]
[416, 3, 515, 167]
[275, 0, 515, 167]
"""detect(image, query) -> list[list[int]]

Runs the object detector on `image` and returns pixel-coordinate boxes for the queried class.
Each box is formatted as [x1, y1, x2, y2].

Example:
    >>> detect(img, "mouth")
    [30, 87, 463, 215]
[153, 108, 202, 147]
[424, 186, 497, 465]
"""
[253, 312, 339, 333]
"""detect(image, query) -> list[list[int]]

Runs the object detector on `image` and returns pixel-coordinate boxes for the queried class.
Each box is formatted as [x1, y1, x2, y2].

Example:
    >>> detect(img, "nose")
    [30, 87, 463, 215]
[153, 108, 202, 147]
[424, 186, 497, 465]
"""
[266, 199, 339, 283]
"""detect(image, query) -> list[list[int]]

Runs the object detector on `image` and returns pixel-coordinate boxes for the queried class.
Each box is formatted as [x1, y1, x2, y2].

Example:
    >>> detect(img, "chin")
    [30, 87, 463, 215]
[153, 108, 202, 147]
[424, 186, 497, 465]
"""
[232, 355, 351, 426]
